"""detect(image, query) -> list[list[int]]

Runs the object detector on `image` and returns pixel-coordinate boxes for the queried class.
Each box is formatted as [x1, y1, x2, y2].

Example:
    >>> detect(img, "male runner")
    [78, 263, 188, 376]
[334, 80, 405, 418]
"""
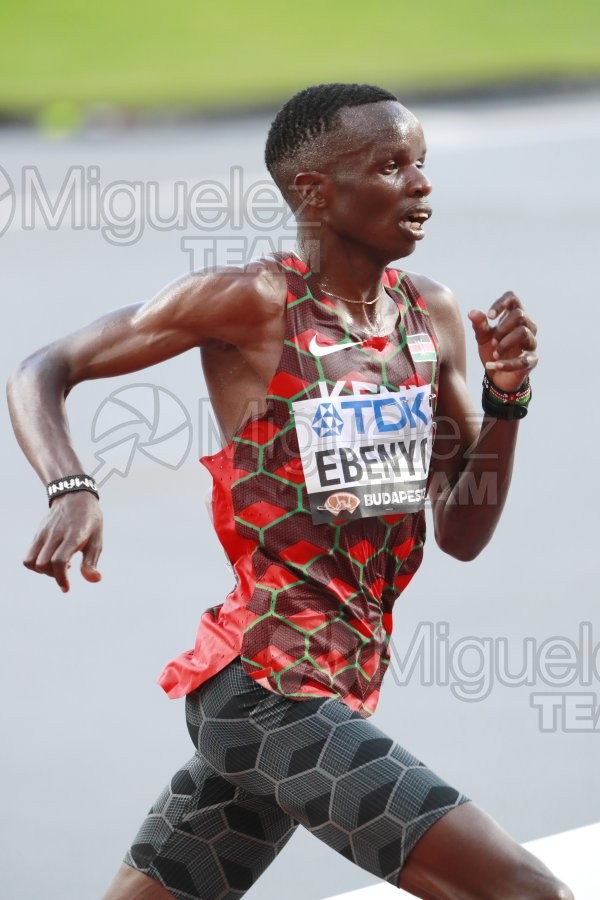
[8, 84, 572, 899]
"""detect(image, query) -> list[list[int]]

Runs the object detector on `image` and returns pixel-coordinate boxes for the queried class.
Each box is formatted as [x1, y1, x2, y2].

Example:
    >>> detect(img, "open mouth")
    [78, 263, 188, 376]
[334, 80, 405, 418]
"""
[399, 209, 431, 237]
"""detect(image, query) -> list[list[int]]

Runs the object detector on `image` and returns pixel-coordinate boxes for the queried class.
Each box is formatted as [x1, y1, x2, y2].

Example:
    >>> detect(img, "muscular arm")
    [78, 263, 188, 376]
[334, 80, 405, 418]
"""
[413, 276, 538, 561]
[6, 262, 285, 590]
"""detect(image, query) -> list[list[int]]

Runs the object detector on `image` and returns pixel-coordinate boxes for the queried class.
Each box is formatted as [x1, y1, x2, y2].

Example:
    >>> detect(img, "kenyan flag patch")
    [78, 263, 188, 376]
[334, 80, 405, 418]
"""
[407, 333, 437, 363]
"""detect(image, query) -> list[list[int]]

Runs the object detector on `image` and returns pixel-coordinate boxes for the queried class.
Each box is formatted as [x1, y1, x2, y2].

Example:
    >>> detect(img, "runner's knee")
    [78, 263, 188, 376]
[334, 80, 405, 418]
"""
[103, 863, 174, 899]
[542, 883, 574, 900]
[494, 875, 574, 900]
[482, 845, 574, 900]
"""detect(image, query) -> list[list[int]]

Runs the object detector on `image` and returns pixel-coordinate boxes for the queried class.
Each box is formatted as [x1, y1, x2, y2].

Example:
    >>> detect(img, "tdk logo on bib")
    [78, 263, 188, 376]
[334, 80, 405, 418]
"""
[310, 391, 430, 439]
[293, 382, 435, 524]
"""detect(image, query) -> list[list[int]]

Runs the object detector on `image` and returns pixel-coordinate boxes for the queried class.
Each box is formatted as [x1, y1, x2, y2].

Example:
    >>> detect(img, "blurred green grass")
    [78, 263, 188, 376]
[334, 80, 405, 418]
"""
[1, 0, 599, 114]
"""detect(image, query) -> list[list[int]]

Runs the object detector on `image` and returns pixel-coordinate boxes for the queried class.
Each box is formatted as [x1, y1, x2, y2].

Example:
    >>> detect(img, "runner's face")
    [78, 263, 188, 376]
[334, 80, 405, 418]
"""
[322, 102, 432, 260]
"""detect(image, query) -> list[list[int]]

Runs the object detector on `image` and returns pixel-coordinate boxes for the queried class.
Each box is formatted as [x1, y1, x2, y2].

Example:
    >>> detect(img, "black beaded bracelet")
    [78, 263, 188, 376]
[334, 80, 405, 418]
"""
[47, 474, 99, 507]
[482, 374, 532, 420]
[482, 392, 529, 419]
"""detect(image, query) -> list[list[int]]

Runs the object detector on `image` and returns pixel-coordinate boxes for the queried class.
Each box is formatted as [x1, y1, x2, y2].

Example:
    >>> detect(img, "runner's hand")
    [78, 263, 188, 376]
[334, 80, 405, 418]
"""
[23, 492, 103, 593]
[468, 291, 538, 393]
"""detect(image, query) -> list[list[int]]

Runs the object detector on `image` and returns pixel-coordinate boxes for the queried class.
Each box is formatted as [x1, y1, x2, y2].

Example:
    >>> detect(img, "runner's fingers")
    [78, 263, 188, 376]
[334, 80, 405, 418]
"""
[50, 544, 73, 592]
[487, 291, 523, 320]
[468, 311, 488, 345]
[528, 316, 538, 336]
[81, 535, 103, 582]
[486, 353, 538, 373]
[28, 533, 64, 576]
[33, 532, 76, 589]
[23, 532, 48, 571]
[492, 326, 537, 358]
[490, 307, 535, 340]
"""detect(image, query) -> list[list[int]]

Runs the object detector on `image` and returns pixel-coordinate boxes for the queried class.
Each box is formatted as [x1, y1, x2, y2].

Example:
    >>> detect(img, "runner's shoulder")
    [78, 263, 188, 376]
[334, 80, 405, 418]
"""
[172, 256, 287, 348]
[402, 271, 455, 312]
[403, 271, 463, 334]
[180, 256, 285, 327]
[244, 256, 288, 312]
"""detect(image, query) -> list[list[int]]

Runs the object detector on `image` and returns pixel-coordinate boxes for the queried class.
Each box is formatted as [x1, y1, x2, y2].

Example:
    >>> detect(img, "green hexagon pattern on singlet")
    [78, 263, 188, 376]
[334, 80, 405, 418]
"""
[159, 253, 439, 717]
[228, 255, 439, 716]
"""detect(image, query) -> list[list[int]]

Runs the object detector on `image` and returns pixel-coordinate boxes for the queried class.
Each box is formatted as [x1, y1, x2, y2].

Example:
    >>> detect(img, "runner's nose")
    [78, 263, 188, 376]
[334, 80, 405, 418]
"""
[407, 167, 432, 198]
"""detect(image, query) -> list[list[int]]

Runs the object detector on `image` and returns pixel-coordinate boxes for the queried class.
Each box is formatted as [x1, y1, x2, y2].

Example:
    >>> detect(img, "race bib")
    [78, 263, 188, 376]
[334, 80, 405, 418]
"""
[292, 383, 435, 523]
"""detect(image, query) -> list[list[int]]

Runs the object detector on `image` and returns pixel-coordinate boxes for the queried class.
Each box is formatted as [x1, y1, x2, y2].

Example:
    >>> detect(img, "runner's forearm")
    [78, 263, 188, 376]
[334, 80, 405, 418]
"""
[7, 350, 86, 485]
[431, 416, 519, 560]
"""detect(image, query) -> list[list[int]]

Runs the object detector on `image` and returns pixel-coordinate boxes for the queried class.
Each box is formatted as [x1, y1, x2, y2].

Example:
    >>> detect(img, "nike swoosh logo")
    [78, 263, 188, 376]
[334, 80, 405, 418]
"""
[309, 335, 365, 357]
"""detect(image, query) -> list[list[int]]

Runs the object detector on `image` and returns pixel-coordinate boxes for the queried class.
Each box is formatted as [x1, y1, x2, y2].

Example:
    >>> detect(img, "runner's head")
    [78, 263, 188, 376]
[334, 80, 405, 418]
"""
[265, 83, 396, 189]
[265, 83, 432, 260]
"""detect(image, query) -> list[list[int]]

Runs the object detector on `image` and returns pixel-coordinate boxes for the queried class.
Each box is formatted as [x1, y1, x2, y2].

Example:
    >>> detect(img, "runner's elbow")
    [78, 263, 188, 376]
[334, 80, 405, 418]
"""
[8, 345, 72, 399]
[435, 529, 485, 562]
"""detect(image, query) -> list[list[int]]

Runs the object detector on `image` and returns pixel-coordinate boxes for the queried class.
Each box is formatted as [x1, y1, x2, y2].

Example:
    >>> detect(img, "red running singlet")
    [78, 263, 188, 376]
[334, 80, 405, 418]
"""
[159, 254, 439, 717]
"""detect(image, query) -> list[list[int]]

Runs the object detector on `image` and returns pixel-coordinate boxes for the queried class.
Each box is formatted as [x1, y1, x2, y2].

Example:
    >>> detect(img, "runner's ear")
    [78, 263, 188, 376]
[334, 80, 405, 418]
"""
[293, 171, 326, 210]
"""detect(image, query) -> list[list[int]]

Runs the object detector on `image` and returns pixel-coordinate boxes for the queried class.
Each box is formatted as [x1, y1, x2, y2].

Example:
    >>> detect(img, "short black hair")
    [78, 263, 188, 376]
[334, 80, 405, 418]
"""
[265, 82, 398, 187]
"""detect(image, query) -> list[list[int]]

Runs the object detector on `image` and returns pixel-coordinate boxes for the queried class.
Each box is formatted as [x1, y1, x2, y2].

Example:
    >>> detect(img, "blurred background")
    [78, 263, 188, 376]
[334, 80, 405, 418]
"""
[1, 0, 600, 126]
[1, 2, 599, 899]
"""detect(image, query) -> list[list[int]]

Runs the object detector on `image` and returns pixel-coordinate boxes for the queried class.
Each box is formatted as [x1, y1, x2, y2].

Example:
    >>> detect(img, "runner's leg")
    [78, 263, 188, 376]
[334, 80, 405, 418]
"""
[192, 659, 469, 887]
[104, 746, 298, 899]
[192, 658, 573, 900]
[398, 801, 574, 900]
[107, 656, 573, 900]
[104, 864, 174, 899]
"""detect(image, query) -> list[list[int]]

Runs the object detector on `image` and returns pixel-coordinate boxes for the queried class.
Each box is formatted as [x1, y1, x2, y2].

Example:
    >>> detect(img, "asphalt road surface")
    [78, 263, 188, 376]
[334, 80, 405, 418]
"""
[2, 89, 599, 900]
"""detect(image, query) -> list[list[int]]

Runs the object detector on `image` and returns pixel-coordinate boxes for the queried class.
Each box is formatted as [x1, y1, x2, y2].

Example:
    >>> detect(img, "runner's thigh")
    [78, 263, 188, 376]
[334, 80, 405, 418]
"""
[124, 749, 298, 899]
[191, 658, 469, 889]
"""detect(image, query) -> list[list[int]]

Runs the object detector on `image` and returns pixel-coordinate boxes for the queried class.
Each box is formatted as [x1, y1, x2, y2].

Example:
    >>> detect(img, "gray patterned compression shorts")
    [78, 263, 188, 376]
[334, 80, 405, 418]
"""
[124, 657, 470, 899]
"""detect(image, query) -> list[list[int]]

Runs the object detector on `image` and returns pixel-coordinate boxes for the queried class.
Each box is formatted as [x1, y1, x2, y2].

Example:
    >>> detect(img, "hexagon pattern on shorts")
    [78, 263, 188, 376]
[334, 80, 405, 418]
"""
[126, 659, 468, 899]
